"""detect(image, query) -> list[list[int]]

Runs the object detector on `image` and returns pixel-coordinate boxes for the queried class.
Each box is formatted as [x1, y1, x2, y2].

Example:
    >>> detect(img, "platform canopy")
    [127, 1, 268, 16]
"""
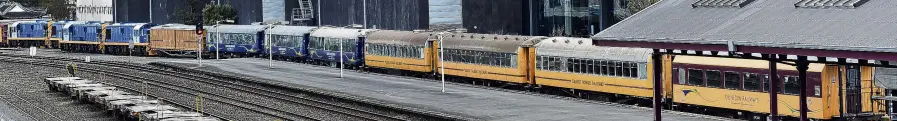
[592, 0, 897, 66]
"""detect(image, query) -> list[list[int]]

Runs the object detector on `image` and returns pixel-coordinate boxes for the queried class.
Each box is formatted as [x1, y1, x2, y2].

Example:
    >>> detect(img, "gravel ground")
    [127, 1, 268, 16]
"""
[0, 62, 116, 121]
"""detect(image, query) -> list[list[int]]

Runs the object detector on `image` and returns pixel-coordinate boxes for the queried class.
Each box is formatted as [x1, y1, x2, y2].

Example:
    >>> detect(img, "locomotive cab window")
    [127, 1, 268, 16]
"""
[783, 76, 800, 95]
[724, 72, 741, 90]
[687, 69, 704, 86]
[705, 70, 722, 88]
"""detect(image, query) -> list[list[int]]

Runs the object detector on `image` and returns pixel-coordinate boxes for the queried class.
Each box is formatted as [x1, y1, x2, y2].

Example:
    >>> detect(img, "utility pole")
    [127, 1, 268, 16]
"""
[339, 36, 344, 78]
[439, 33, 446, 92]
[268, 24, 274, 68]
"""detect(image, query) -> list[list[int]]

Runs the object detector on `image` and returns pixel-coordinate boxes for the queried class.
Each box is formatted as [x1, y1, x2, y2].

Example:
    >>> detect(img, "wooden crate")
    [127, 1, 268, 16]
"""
[149, 29, 176, 50]
[174, 30, 204, 51]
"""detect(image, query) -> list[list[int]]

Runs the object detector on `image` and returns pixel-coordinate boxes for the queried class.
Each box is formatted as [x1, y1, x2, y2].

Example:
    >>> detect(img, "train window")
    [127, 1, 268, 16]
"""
[743, 73, 761, 91]
[622, 62, 631, 77]
[783, 76, 800, 95]
[536, 56, 544, 70]
[724, 72, 741, 90]
[479, 51, 489, 65]
[553, 57, 564, 72]
[593, 60, 601, 75]
[493, 53, 502, 66]
[615, 62, 624, 77]
[567, 58, 577, 73]
[509, 54, 518, 67]
[598, 60, 607, 75]
[706, 71, 722, 88]
[678, 68, 686, 84]
[687, 69, 704, 86]
[586, 59, 595, 75]
[630, 63, 639, 78]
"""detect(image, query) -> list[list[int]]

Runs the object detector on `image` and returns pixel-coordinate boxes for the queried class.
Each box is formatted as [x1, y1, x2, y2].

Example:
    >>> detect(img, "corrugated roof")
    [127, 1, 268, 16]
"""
[309, 27, 377, 39]
[535, 37, 652, 62]
[267, 25, 315, 35]
[593, 0, 897, 53]
[366, 30, 432, 45]
[440, 33, 541, 53]
[876, 67, 897, 89]
[207, 25, 268, 34]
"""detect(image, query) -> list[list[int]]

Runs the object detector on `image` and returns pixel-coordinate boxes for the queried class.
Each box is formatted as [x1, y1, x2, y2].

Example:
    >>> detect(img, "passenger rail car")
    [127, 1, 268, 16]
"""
[264, 25, 316, 61]
[363, 30, 436, 76]
[307, 27, 377, 68]
[60, 22, 107, 53]
[671, 55, 884, 120]
[533, 37, 663, 99]
[105, 23, 155, 55]
[7, 21, 51, 48]
[149, 24, 206, 56]
[437, 33, 541, 86]
[206, 25, 268, 58]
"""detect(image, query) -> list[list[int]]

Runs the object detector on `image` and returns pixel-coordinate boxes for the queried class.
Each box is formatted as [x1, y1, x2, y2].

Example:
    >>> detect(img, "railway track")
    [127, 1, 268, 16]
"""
[0, 54, 458, 121]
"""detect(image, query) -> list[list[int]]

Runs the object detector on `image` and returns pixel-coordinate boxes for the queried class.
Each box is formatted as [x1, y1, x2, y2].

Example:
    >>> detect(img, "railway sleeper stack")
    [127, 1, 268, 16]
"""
[45, 77, 220, 121]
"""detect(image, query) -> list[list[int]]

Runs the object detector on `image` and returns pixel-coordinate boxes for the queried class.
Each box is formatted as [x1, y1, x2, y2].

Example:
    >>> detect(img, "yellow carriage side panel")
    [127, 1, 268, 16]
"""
[437, 48, 528, 84]
[365, 55, 432, 72]
[517, 48, 530, 83]
[673, 85, 828, 119]
[536, 70, 654, 97]
[663, 55, 674, 98]
[525, 47, 536, 84]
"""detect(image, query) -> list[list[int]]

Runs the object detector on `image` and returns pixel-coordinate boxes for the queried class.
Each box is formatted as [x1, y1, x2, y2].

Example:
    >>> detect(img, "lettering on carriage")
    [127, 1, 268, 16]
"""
[571, 79, 605, 86]
[724, 94, 759, 103]
[461, 69, 489, 74]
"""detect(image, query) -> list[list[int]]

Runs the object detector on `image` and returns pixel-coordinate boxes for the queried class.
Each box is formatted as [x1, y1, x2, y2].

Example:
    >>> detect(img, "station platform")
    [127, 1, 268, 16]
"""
[163, 58, 723, 121]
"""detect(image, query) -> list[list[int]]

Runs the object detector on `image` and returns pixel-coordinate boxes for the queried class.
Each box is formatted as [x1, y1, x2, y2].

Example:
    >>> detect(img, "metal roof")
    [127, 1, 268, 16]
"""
[535, 37, 652, 62]
[440, 33, 541, 53]
[366, 30, 432, 45]
[267, 25, 316, 35]
[309, 27, 377, 39]
[207, 25, 268, 34]
[593, 0, 897, 54]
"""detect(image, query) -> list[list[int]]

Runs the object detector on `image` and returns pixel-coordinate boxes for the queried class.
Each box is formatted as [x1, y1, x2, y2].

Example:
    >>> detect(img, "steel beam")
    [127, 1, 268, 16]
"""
[797, 56, 809, 121]
[768, 54, 780, 121]
[652, 49, 663, 121]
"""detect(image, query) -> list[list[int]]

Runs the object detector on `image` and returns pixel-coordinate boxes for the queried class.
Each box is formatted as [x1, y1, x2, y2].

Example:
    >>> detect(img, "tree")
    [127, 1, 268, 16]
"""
[203, 4, 237, 25]
[10, 0, 38, 6]
[39, 0, 73, 20]
[176, 0, 207, 25]
[613, 0, 659, 20]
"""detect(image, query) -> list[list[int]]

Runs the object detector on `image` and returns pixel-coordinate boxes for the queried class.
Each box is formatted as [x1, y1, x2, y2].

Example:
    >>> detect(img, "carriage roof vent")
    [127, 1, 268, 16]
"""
[692, 0, 756, 8]
[794, 0, 869, 9]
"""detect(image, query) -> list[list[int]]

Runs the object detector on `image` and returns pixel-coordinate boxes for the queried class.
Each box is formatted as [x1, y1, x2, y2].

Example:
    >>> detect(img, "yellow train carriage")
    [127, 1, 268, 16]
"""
[532, 37, 663, 98]
[671, 55, 884, 120]
[437, 33, 542, 84]
[364, 30, 436, 73]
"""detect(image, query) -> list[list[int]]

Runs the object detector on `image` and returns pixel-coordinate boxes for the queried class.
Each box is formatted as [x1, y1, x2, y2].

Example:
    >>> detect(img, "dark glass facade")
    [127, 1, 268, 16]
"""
[532, 0, 625, 37]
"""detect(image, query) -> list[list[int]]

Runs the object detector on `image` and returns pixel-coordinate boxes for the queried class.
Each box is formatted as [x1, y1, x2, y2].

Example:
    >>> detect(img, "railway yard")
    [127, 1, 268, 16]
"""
[0, 48, 730, 121]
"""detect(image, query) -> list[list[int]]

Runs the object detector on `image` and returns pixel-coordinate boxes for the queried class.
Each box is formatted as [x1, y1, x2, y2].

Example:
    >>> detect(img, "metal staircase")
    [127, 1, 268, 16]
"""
[291, 0, 314, 25]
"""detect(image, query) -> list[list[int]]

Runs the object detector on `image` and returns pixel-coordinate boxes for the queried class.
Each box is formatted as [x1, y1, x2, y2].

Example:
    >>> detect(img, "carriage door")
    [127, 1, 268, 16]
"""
[845, 65, 863, 114]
